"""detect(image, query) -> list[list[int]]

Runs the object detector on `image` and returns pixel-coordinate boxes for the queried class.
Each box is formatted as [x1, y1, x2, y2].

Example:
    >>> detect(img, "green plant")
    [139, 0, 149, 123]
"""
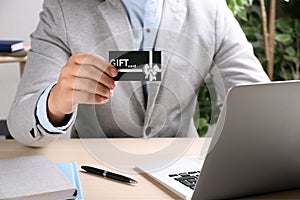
[195, 0, 300, 136]
[238, 4, 266, 68]
[227, 0, 254, 21]
[235, 2, 300, 81]
[274, 17, 300, 80]
[230, 0, 300, 82]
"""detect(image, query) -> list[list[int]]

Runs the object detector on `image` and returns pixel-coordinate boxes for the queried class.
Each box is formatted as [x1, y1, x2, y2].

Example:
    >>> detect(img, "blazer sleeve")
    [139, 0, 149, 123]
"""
[7, 0, 73, 147]
[211, 0, 270, 99]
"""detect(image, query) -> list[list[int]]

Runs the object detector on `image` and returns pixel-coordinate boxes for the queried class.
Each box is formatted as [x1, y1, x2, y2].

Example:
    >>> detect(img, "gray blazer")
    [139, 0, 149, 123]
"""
[8, 0, 269, 146]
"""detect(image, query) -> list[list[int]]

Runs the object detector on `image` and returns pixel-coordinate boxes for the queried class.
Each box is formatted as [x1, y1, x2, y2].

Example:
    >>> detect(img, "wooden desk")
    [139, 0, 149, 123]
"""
[0, 138, 299, 200]
[0, 45, 30, 76]
[0, 55, 26, 75]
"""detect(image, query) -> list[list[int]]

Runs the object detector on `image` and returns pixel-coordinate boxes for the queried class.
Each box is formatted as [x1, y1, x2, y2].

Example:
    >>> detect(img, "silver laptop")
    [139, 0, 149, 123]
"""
[136, 81, 300, 199]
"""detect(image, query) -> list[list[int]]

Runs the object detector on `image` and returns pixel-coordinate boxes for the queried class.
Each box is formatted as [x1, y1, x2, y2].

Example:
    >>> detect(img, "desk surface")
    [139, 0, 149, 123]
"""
[0, 56, 27, 63]
[0, 138, 299, 200]
[0, 45, 30, 63]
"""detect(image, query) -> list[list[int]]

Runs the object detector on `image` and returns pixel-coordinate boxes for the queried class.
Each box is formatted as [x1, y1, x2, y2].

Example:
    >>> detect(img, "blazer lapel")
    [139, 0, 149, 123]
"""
[98, 0, 146, 111]
[145, 0, 187, 121]
[98, 0, 134, 50]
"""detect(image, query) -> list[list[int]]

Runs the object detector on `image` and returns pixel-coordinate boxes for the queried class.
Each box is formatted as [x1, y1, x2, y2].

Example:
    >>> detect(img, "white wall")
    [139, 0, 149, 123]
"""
[0, 0, 43, 119]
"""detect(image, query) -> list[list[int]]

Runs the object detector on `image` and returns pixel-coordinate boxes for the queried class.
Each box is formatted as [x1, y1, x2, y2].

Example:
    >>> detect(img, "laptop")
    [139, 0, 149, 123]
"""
[136, 81, 300, 199]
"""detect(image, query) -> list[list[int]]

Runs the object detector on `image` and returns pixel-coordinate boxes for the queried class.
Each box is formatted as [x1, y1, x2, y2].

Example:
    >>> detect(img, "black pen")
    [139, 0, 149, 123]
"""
[81, 165, 138, 184]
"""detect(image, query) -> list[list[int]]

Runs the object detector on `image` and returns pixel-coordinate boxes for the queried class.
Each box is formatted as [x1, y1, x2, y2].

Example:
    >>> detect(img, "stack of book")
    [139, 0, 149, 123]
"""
[0, 40, 27, 57]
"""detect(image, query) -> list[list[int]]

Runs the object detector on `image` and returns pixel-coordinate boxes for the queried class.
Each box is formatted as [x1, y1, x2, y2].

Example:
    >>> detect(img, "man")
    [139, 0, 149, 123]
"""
[7, 0, 269, 147]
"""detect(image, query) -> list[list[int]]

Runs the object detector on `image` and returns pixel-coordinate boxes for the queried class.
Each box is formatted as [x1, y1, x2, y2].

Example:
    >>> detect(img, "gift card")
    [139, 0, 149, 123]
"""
[109, 51, 162, 81]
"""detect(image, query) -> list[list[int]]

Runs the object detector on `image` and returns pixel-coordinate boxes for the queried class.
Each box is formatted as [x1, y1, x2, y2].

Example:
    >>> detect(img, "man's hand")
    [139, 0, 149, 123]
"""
[47, 54, 118, 126]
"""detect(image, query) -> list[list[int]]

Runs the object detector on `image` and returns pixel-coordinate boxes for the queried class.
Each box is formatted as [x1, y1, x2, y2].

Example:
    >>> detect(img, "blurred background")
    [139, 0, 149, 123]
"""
[0, 0, 42, 120]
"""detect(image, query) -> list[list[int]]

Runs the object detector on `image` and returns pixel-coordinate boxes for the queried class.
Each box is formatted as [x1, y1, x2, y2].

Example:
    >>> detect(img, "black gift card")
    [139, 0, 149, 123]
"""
[109, 51, 162, 81]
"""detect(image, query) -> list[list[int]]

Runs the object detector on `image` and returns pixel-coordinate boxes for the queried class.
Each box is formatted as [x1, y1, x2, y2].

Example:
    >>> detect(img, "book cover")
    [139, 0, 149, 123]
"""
[0, 40, 24, 52]
[0, 155, 77, 200]
[56, 162, 84, 200]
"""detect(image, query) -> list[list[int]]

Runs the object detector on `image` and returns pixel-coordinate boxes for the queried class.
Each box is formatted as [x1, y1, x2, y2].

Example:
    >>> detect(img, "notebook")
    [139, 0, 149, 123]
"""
[0, 155, 78, 200]
[136, 81, 300, 199]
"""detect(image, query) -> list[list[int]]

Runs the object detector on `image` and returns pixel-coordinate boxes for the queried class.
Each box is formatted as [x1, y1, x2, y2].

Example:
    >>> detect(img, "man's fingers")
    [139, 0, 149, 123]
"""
[72, 90, 109, 105]
[72, 54, 118, 77]
[50, 53, 115, 119]
[73, 77, 112, 98]
[73, 64, 116, 90]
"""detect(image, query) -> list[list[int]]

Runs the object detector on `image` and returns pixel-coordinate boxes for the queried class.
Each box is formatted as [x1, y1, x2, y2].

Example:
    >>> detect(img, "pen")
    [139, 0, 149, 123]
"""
[81, 165, 138, 184]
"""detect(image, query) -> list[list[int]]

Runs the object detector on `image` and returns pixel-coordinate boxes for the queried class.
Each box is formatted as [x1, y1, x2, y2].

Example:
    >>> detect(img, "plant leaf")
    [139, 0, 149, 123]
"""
[194, 118, 201, 128]
[285, 46, 296, 56]
[227, 0, 237, 16]
[238, 9, 248, 21]
[247, 0, 254, 5]
[275, 34, 292, 45]
[283, 55, 297, 64]
[276, 18, 293, 34]
[199, 118, 208, 127]
[236, 0, 243, 7]
[199, 125, 209, 137]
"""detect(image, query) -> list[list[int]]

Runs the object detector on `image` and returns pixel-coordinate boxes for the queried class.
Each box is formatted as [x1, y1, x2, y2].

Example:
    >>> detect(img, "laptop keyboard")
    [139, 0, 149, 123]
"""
[169, 171, 200, 190]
